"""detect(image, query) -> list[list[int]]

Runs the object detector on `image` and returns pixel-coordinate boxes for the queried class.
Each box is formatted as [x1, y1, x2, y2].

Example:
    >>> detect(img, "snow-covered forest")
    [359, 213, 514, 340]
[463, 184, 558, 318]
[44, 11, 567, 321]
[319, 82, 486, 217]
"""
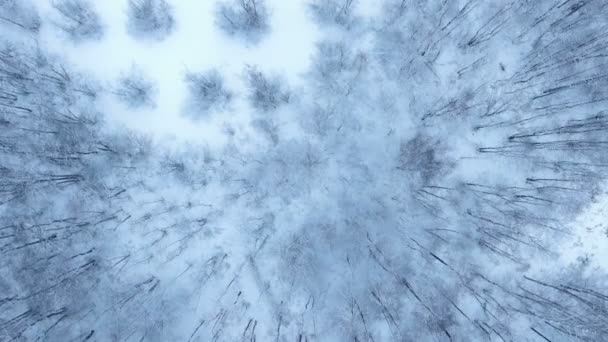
[1, 0, 608, 341]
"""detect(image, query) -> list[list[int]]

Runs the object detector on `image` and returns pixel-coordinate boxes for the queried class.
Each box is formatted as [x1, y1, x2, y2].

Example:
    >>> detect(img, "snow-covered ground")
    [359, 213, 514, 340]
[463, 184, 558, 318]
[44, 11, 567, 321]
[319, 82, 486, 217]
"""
[562, 188, 608, 273]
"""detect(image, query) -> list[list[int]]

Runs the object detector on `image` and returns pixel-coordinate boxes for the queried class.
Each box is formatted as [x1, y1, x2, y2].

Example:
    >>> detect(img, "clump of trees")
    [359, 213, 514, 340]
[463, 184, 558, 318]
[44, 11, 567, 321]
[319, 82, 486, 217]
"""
[126, 0, 175, 41]
[51, 0, 103, 42]
[215, 0, 270, 43]
[183, 69, 232, 119]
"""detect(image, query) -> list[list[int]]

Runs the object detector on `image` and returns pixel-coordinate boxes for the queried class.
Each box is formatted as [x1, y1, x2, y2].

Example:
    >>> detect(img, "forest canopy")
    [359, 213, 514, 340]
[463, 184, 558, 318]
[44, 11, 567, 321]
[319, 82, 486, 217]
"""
[1, 0, 608, 341]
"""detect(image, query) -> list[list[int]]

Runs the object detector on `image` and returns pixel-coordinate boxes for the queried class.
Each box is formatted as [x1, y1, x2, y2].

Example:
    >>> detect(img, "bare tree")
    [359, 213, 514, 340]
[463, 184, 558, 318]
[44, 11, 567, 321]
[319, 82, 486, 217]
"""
[0, 0, 41, 32]
[126, 0, 175, 41]
[113, 66, 157, 109]
[397, 133, 452, 184]
[215, 0, 270, 43]
[51, 0, 103, 42]
[183, 69, 232, 119]
[243, 65, 290, 112]
[309, 0, 358, 29]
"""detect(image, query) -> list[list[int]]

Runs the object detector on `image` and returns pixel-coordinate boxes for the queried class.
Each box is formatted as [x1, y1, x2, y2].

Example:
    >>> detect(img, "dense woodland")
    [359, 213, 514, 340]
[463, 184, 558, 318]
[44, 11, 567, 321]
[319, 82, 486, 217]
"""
[1, 0, 608, 341]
